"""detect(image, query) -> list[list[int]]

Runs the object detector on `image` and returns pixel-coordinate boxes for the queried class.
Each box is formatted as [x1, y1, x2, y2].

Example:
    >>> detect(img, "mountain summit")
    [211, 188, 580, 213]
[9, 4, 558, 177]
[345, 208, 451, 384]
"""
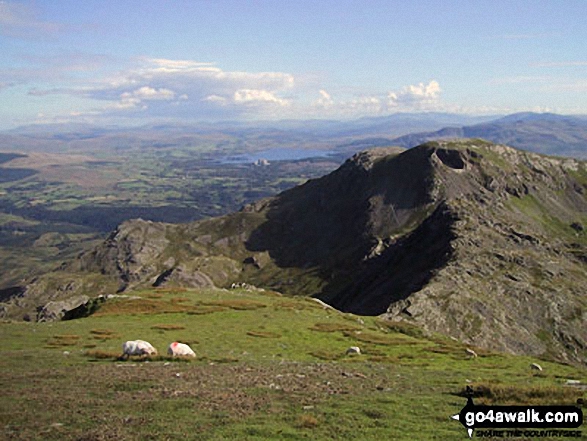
[4, 139, 587, 363]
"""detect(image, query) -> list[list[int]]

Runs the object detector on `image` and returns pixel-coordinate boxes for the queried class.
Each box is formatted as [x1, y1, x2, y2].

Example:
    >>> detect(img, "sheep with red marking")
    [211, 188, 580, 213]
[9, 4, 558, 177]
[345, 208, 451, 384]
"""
[121, 340, 158, 359]
[167, 341, 196, 358]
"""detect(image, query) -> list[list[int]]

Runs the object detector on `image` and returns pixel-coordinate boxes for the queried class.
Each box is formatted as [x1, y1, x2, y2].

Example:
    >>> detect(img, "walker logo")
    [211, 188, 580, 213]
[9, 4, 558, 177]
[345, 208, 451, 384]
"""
[451, 393, 583, 438]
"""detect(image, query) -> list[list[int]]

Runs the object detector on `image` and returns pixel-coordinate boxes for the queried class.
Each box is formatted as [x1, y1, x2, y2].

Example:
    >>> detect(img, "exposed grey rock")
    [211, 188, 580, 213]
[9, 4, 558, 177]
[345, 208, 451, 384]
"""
[37, 295, 90, 322]
[8, 140, 587, 365]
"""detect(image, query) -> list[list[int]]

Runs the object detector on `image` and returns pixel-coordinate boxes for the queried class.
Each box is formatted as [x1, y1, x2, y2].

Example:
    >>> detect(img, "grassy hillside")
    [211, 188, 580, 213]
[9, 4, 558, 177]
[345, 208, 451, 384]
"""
[1, 286, 585, 440]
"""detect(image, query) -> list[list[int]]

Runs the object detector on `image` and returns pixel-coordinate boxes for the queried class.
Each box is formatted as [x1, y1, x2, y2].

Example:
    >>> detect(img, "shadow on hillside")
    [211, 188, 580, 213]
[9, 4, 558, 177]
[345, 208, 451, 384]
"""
[245, 147, 456, 315]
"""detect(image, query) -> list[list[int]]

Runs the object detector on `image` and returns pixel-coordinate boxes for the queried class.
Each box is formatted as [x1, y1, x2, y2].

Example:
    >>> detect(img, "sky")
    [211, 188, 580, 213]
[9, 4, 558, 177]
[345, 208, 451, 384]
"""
[0, 0, 586, 130]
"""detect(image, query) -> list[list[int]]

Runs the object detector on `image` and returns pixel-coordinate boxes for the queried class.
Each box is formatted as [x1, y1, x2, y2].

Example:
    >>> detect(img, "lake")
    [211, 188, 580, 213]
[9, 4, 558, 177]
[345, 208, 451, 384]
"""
[221, 147, 337, 164]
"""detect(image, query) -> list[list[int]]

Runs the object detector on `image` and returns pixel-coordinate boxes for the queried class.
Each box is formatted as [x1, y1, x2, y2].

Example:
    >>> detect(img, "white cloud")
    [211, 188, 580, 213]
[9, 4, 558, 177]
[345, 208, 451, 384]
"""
[388, 80, 441, 106]
[233, 89, 289, 106]
[121, 86, 176, 101]
[313, 89, 334, 108]
[203, 94, 227, 104]
[13, 54, 447, 123]
[310, 80, 443, 117]
[49, 58, 297, 118]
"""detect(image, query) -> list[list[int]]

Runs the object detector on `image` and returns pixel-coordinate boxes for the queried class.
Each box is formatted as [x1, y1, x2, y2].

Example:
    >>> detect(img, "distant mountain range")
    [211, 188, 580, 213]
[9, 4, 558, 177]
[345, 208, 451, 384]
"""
[0, 112, 493, 155]
[382, 112, 587, 158]
[4, 112, 585, 160]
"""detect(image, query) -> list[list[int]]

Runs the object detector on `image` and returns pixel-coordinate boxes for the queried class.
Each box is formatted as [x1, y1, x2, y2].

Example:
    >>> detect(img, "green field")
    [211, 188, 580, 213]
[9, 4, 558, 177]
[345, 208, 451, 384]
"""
[0, 145, 343, 289]
[1, 287, 584, 440]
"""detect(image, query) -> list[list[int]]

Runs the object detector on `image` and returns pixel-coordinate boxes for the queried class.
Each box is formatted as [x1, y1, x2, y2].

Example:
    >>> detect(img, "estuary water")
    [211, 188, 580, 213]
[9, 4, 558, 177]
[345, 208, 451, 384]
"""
[221, 147, 337, 164]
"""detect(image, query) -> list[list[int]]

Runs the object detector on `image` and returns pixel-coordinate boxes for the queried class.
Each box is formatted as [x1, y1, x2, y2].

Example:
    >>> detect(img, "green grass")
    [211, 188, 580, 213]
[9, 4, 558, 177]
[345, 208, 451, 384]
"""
[0, 286, 585, 440]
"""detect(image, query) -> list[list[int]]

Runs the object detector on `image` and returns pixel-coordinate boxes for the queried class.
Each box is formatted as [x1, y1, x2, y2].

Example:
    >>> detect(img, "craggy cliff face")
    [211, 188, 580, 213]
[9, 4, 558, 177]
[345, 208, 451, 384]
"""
[3, 140, 587, 364]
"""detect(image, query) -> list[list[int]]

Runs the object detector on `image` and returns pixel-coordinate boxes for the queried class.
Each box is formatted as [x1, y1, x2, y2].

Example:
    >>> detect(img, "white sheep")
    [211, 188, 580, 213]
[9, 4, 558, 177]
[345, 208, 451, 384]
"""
[121, 340, 158, 359]
[465, 348, 478, 358]
[167, 341, 196, 357]
[346, 346, 361, 355]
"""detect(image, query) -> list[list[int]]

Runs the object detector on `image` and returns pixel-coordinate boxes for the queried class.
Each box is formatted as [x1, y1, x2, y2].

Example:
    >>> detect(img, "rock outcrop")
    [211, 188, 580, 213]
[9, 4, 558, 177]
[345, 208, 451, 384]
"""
[3, 140, 587, 364]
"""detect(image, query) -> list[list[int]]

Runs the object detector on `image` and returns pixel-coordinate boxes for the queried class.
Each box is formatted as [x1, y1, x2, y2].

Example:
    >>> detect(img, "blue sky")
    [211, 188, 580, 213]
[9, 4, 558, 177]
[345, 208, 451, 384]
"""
[1, 0, 586, 129]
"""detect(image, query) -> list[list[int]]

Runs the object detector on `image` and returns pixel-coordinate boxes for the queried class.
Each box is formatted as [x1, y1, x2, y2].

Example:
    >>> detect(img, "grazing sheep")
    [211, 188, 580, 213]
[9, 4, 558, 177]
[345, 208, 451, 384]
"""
[311, 298, 336, 311]
[346, 346, 361, 355]
[530, 362, 543, 372]
[465, 348, 478, 358]
[167, 341, 196, 357]
[121, 340, 157, 359]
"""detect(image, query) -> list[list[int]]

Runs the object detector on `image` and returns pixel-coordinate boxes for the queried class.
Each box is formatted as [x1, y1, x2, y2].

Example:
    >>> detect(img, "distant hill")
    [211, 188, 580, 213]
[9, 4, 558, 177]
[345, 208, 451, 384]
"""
[389, 113, 587, 158]
[0, 113, 493, 154]
[4, 139, 587, 366]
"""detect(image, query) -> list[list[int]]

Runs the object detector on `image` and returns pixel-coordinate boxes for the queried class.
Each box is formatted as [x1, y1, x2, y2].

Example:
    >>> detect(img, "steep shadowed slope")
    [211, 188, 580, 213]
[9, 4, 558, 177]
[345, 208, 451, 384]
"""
[3, 140, 587, 363]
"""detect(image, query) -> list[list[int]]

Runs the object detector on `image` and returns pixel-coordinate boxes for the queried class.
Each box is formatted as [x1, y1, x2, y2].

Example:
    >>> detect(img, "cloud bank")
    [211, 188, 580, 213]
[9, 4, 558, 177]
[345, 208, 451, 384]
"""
[6, 54, 445, 124]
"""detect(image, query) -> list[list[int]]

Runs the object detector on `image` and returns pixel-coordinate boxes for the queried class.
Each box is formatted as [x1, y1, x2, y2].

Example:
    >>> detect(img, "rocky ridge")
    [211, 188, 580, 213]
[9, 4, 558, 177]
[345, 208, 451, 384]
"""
[2, 139, 587, 364]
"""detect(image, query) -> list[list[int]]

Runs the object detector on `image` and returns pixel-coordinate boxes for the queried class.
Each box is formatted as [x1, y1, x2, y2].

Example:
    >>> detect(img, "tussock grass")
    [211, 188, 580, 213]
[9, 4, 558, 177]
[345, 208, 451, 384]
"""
[151, 324, 186, 331]
[309, 350, 344, 361]
[186, 305, 227, 315]
[275, 300, 316, 311]
[94, 298, 193, 316]
[461, 383, 584, 405]
[310, 322, 361, 333]
[246, 330, 281, 338]
[3, 286, 587, 440]
[85, 349, 120, 360]
[199, 299, 267, 310]
[297, 414, 320, 429]
[46, 334, 81, 347]
[153, 287, 188, 293]
[367, 355, 400, 363]
[90, 328, 116, 336]
[90, 329, 118, 340]
[376, 319, 428, 339]
[145, 293, 164, 299]
[342, 330, 406, 346]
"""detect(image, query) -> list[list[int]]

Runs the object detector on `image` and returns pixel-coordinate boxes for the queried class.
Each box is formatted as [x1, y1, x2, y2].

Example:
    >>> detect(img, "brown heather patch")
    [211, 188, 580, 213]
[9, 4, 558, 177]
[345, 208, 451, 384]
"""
[151, 324, 186, 331]
[199, 299, 267, 311]
[246, 330, 281, 339]
[186, 305, 227, 315]
[274, 300, 315, 311]
[428, 345, 462, 355]
[46, 334, 81, 347]
[144, 293, 164, 299]
[310, 322, 361, 333]
[90, 329, 118, 340]
[342, 330, 405, 346]
[93, 298, 193, 316]
[170, 297, 190, 303]
[297, 414, 320, 429]
[153, 287, 189, 293]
